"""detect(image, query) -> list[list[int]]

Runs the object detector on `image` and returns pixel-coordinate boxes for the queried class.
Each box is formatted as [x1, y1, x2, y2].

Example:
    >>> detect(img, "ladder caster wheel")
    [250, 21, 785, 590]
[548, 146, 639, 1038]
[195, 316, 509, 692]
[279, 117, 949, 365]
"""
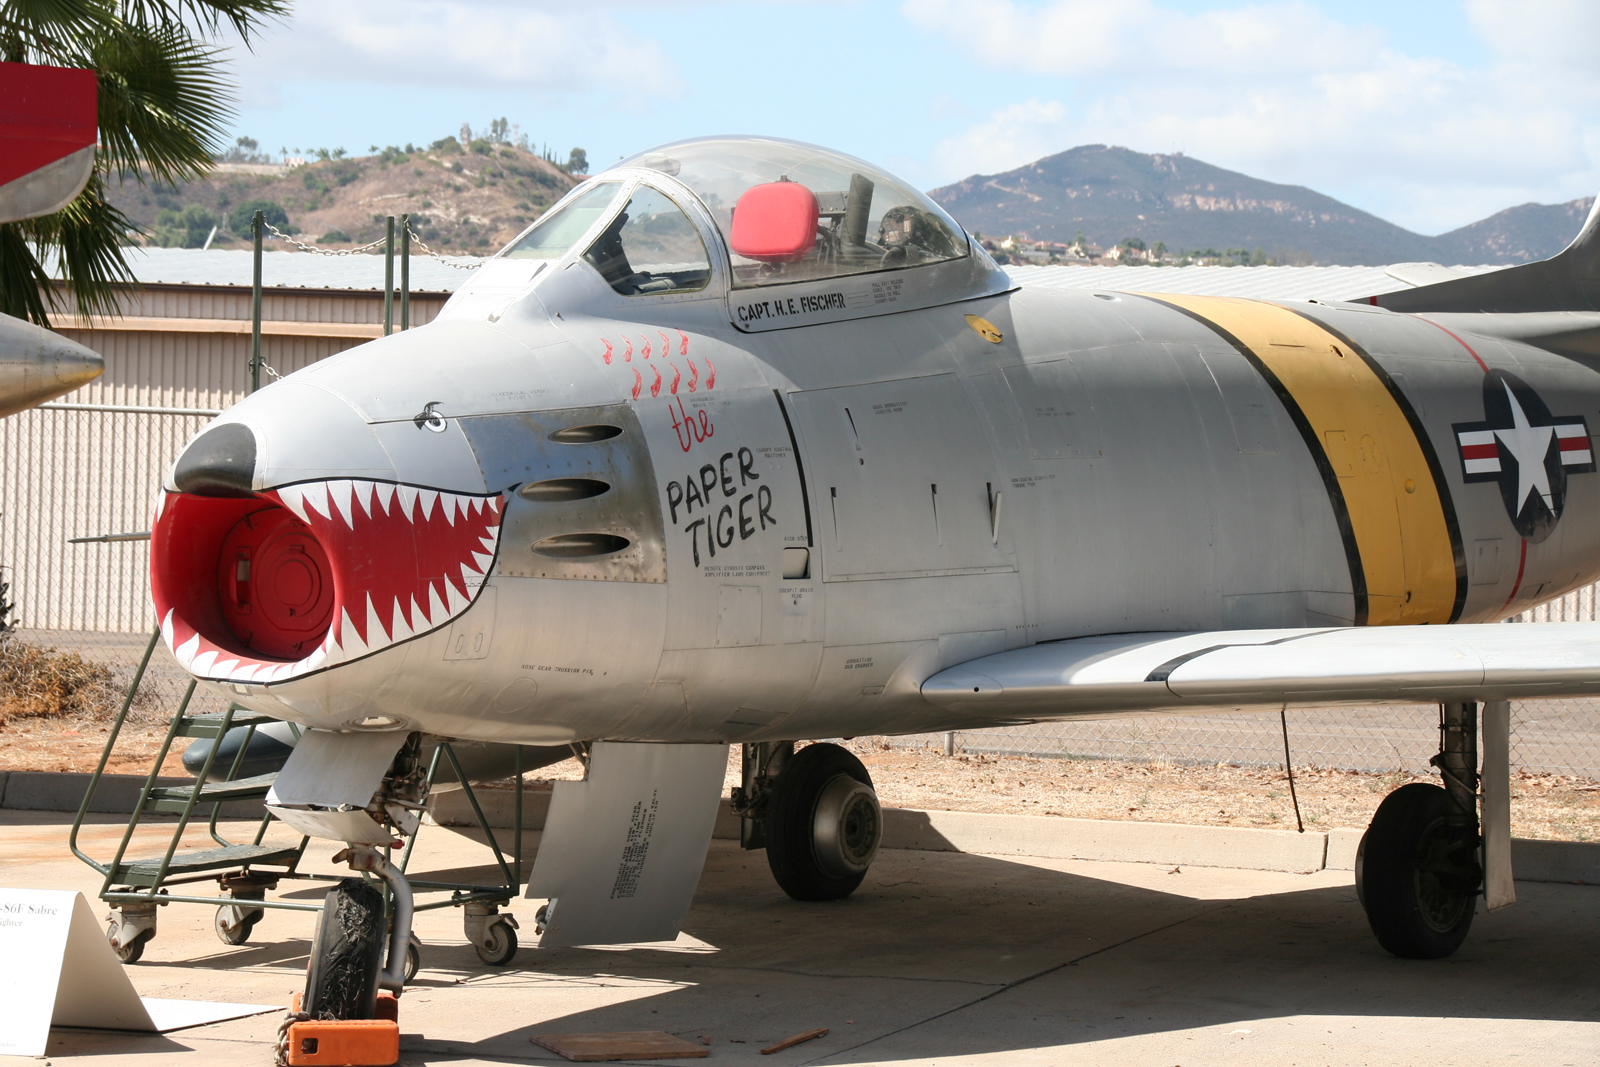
[474, 918, 518, 966]
[404, 932, 421, 985]
[106, 919, 150, 964]
[214, 904, 261, 945]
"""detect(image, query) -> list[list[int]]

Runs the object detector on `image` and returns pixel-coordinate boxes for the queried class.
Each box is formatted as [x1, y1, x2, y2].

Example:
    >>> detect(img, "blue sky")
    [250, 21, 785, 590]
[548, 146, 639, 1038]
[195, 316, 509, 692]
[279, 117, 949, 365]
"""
[225, 1, 1600, 235]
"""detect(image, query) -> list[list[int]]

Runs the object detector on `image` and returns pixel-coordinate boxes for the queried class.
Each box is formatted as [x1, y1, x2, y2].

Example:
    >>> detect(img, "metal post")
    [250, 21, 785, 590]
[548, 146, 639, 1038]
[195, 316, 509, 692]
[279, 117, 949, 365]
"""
[943, 732, 955, 757]
[384, 216, 395, 336]
[250, 210, 263, 392]
[400, 213, 411, 331]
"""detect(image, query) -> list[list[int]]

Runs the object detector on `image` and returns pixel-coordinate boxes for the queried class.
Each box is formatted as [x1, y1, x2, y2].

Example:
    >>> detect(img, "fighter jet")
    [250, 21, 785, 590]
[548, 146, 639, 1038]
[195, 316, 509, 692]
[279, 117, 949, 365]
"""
[145, 136, 1600, 1015]
[0, 312, 103, 418]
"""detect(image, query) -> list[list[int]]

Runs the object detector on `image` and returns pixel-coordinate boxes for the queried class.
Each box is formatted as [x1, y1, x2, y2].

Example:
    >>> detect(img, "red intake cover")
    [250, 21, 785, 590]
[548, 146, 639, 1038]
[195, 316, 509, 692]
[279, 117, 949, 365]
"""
[217, 506, 336, 660]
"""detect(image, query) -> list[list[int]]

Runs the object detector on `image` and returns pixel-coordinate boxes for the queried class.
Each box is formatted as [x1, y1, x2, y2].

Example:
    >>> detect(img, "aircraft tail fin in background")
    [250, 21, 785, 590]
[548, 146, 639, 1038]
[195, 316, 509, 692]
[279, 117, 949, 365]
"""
[1367, 194, 1600, 315]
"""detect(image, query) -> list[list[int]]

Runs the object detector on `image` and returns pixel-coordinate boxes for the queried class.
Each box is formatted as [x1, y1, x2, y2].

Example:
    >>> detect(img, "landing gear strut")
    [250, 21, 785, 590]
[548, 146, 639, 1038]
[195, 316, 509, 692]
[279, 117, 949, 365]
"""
[740, 742, 883, 901]
[1357, 701, 1483, 958]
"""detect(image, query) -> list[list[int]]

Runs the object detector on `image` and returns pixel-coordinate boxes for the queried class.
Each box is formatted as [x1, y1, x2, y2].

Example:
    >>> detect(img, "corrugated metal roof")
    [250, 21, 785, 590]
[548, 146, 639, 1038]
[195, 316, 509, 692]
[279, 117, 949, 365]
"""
[70, 248, 1512, 301]
[80, 246, 483, 293]
[1004, 263, 1507, 302]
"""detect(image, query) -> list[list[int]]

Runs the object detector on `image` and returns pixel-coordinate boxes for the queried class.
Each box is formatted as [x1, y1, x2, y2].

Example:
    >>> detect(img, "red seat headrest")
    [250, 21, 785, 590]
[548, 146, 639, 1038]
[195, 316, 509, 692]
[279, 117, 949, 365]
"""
[729, 181, 818, 263]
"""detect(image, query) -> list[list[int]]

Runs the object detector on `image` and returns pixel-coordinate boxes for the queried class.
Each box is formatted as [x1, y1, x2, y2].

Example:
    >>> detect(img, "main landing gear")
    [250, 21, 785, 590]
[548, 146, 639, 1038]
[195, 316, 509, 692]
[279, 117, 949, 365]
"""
[1357, 701, 1484, 958]
[734, 742, 883, 901]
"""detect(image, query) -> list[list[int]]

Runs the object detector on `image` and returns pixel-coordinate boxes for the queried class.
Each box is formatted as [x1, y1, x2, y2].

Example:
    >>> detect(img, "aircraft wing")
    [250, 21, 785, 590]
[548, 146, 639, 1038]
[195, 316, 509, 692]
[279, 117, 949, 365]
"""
[920, 623, 1600, 720]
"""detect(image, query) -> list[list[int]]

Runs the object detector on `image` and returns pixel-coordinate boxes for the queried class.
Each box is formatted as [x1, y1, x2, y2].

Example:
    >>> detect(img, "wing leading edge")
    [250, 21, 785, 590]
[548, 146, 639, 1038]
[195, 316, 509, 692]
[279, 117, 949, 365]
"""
[920, 623, 1600, 720]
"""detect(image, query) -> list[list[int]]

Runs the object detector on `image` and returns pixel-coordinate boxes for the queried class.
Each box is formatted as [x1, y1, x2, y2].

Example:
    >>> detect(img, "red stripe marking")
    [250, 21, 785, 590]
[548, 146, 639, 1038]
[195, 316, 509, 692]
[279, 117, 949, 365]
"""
[1411, 315, 1490, 373]
[1559, 437, 1589, 451]
[1462, 443, 1498, 459]
[1498, 539, 1529, 616]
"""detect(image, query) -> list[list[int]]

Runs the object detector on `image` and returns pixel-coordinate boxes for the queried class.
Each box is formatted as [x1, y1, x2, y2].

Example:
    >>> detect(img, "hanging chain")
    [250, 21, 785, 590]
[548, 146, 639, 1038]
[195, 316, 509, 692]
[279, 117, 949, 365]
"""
[257, 219, 482, 269]
[261, 222, 386, 256]
[404, 221, 481, 270]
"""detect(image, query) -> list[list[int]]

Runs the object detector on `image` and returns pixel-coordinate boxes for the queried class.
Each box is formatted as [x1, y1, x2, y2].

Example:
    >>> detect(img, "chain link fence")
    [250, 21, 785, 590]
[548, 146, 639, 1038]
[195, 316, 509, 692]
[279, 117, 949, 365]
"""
[882, 589, 1600, 779]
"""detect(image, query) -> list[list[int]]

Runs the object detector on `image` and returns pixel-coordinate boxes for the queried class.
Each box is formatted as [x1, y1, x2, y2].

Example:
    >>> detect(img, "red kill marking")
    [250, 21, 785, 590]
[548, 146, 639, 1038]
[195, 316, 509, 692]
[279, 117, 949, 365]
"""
[622, 337, 633, 362]
[705, 356, 715, 390]
[669, 362, 681, 395]
[641, 334, 652, 360]
[650, 364, 663, 398]
[658, 330, 671, 357]
[686, 359, 698, 393]
[600, 338, 613, 366]
[631, 368, 642, 400]
[678, 330, 689, 357]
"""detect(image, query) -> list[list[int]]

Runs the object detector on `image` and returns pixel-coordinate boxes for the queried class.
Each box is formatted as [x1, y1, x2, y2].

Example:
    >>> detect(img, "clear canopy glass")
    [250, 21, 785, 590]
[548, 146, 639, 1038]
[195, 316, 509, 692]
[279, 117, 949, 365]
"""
[503, 182, 622, 259]
[615, 137, 968, 289]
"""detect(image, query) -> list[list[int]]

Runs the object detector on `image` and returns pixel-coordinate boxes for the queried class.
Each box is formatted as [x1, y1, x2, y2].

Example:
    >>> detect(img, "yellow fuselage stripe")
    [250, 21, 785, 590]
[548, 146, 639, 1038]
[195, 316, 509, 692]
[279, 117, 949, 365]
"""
[1150, 294, 1456, 625]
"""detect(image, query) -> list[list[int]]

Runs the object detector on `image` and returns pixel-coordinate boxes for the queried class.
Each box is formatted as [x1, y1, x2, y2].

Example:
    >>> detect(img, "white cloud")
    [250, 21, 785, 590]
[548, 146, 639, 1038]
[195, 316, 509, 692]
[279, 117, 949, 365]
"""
[907, 0, 1600, 233]
[233, 0, 682, 100]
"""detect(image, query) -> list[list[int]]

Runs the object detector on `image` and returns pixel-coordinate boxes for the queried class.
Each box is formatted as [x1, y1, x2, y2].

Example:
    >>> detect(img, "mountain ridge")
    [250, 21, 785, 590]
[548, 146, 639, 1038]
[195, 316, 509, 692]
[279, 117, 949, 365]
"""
[929, 145, 1593, 266]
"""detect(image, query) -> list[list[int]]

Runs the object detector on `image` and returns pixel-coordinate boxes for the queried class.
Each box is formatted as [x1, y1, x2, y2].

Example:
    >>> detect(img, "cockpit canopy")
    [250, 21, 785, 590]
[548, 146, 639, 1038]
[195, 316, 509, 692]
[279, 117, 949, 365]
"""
[618, 137, 968, 288]
[501, 137, 971, 293]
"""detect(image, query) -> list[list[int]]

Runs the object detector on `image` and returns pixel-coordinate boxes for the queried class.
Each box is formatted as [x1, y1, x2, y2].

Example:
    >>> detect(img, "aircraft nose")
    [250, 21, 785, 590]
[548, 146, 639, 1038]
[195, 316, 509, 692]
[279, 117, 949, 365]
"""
[0, 312, 105, 418]
[172, 423, 256, 497]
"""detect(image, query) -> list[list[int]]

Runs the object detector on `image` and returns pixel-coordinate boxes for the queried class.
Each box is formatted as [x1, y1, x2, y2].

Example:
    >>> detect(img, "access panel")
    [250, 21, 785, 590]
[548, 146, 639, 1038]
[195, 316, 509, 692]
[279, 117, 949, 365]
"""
[789, 374, 1014, 580]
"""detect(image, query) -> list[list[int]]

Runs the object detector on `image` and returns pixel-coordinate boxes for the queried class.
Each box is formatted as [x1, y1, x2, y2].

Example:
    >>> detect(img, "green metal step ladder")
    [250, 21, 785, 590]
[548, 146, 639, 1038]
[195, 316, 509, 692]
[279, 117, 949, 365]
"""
[71, 626, 529, 968]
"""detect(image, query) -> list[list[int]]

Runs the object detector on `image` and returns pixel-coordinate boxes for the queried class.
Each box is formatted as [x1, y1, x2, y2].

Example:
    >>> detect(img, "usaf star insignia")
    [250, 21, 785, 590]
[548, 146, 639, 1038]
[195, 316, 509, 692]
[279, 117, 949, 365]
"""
[1454, 368, 1595, 543]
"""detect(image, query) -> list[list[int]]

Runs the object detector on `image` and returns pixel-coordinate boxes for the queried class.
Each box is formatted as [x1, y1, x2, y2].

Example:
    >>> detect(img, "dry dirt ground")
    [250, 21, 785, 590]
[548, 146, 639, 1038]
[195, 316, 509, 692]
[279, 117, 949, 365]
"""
[6, 715, 1598, 841]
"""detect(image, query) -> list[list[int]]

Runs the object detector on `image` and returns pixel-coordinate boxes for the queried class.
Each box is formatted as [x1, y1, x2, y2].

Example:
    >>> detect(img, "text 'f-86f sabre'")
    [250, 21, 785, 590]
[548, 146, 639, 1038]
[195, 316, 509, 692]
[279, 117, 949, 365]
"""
[149, 136, 1600, 1005]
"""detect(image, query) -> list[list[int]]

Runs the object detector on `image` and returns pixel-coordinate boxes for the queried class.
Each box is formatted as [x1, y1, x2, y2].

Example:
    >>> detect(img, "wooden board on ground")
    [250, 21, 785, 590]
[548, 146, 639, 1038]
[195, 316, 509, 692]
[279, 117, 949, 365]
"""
[530, 1031, 710, 1061]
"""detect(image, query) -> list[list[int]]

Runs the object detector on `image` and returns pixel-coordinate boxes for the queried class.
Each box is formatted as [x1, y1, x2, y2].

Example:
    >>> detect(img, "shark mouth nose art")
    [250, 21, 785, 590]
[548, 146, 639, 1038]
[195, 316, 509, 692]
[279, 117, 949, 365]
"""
[151, 480, 504, 684]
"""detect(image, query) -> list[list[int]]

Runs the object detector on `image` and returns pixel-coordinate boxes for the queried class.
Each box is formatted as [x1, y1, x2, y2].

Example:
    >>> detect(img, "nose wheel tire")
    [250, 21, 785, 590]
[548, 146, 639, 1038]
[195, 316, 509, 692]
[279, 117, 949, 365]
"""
[474, 917, 519, 966]
[765, 743, 882, 901]
[303, 878, 386, 1020]
[1357, 783, 1480, 959]
[404, 932, 421, 985]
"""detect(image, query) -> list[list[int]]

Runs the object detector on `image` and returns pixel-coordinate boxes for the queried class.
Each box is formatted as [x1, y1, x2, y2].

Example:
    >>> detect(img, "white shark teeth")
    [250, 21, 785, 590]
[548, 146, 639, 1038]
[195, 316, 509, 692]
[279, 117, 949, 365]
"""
[444, 579, 468, 615]
[365, 593, 389, 646]
[175, 632, 201, 668]
[390, 598, 416, 642]
[298, 481, 331, 521]
[427, 583, 449, 627]
[395, 484, 418, 521]
[327, 479, 356, 528]
[351, 479, 374, 519]
[275, 484, 311, 522]
[416, 488, 438, 523]
[372, 481, 395, 516]
[337, 608, 367, 658]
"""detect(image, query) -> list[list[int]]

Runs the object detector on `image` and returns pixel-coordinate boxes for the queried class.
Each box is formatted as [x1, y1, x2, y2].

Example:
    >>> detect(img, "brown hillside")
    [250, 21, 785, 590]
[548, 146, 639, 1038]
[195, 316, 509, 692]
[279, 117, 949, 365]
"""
[110, 142, 581, 256]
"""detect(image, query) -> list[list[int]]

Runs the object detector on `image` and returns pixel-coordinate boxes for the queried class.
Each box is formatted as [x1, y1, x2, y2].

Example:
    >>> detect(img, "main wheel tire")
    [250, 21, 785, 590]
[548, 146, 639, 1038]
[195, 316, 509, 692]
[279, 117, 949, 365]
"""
[1358, 783, 1480, 959]
[765, 743, 882, 901]
[303, 878, 385, 1020]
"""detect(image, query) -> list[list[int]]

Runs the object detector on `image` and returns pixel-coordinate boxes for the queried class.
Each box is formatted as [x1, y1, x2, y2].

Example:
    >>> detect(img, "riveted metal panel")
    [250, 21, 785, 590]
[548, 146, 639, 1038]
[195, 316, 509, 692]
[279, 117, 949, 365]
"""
[459, 404, 667, 583]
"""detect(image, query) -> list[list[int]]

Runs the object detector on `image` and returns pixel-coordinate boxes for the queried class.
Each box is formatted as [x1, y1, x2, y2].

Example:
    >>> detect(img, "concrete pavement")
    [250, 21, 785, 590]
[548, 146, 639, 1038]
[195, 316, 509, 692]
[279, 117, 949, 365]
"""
[1, 810, 1595, 1066]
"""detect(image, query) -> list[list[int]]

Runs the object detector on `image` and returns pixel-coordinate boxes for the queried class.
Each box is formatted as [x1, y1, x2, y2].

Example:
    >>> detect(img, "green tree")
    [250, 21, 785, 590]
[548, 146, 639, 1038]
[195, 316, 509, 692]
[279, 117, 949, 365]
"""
[0, 0, 286, 326]
[566, 147, 587, 175]
[226, 199, 290, 235]
[151, 202, 214, 246]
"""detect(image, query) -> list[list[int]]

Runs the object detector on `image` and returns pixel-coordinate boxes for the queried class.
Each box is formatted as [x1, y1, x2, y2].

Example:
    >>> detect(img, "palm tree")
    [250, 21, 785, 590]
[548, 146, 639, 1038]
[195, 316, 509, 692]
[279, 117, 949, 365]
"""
[0, 0, 285, 326]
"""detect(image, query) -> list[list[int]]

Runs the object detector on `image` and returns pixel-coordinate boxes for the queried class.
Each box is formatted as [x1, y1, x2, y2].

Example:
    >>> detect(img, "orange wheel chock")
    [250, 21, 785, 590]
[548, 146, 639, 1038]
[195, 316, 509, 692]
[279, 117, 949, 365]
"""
[284, 993, 401, 1067]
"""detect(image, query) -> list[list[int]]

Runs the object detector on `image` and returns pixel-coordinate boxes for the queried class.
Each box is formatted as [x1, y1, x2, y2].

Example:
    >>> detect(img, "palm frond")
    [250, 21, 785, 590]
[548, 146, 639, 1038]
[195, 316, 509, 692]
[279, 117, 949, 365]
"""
[92, 19, 234, 186]
[120, 0, 287, 45]
[0, 224, 58, 325]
